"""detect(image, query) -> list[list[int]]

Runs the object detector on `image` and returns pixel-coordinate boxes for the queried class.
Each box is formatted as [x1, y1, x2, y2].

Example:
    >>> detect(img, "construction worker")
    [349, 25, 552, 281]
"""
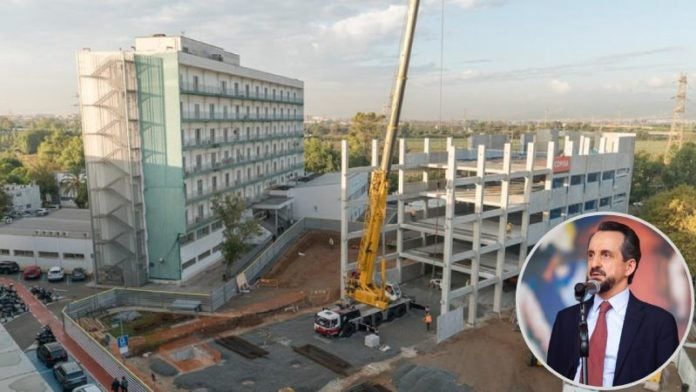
[424, 311, 433, 331]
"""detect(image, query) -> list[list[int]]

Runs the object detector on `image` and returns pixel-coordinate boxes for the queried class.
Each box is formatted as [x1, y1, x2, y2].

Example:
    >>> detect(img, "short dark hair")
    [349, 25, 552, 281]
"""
[590, 220, 641, 284]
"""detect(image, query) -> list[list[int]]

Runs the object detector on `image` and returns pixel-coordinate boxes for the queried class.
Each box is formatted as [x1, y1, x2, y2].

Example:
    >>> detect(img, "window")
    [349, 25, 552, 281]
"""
[195, 129, 201, 144]
[197, 180, 203, 195]
[197, 250, 211, 261]
[255, 86, 259, 97]
[245, 84, 249, 97]
[195, 155, 202, 170]
[0, 249, 9, 255]
[221, 80, 227, 93]
[209, 104, 215, 119]
[180, 233, 195, 245]
[194, 104, 200, 119]
[584, 200, 597, 210]
[212, 221, 223, 231]
[210, 129, 216, 143]
[602, 171, 614, 181]
[616, 168, 630, 177]
[14, 250, 34, 257]
[196, 226, 210, 238]
[568, 204, 581, 215]
[614, 193, 626, 203]
[212, 176, 217, 191]
[183, 258, 196, 270]
[234, 82, 239, 95]
[550, 208, 563, 219]
[225, 173, 230, 187]
[193, 75, 199, 91]
[552, 177, 565, 189]
[38, 251, 59, 258]
[600, 197, 611, 207]
[224, 128, 229, 142]
[197, 205, 204, 219]
[213, 244, 222, 253]
[63, 253, 85, 260]
[570, 175, 583, 186]
[587, 172, 599, 183]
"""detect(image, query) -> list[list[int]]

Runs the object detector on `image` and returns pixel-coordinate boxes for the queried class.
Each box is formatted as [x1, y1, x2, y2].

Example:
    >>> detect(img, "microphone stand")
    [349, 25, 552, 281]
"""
[575, 284, 590, 385]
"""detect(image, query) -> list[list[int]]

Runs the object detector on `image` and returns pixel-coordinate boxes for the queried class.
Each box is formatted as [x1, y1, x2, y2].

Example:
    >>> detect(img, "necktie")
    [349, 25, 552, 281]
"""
[588, 301, 612, 386]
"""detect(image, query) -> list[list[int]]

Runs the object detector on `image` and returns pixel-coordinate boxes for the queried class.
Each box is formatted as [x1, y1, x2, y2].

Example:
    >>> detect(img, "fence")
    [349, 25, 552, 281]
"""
[63, 293, 153, 392]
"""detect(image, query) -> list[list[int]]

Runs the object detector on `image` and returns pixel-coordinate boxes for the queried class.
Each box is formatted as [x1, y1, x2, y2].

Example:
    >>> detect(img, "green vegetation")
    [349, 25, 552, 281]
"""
[212, 194, 262, 275]
[0, 115, 86, 208]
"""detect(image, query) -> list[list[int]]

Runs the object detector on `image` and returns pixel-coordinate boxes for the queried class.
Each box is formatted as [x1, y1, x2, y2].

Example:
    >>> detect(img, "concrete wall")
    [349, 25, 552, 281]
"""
[0, 234, 94, 273]
[290, 172, 368, 222]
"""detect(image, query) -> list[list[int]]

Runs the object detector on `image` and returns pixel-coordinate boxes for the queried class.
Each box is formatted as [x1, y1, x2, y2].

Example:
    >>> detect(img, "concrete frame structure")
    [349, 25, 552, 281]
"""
[78, 35, 303, 286]
[340, 133, 635, 334]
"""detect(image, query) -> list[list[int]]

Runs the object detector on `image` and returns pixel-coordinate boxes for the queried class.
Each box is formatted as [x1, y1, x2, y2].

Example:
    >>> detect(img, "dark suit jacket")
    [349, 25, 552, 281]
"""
[546, 291, 679, 386]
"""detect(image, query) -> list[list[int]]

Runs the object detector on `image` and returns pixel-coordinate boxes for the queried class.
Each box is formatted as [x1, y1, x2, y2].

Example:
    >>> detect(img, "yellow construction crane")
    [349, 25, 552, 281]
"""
[345, 0, 420, 310]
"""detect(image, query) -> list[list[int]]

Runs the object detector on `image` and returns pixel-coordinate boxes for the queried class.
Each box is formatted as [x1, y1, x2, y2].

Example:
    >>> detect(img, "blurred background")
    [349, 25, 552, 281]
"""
[518, 213, 693, 362]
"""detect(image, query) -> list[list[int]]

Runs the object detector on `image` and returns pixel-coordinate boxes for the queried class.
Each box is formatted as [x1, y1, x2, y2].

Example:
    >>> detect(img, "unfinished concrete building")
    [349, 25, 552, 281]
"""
[340, 132, 635, 340]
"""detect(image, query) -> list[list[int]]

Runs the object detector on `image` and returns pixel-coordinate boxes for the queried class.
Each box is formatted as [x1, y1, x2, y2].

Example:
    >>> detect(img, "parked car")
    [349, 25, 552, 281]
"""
[34, 208, 49, 217]
[23, 265, 42, 280]
[36, 342, 68, 367]
[2, 215, 12, 223]
[47, 266, 65, 282]
[73, 384, 102, 392]
[53, 361, 87, 391]
[0, 261, 19, 274]
[70, 267, 87, 282]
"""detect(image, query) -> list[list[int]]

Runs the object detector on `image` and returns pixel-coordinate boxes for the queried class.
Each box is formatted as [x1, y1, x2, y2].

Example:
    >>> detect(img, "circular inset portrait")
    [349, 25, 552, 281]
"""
[517, 212, 693, 389]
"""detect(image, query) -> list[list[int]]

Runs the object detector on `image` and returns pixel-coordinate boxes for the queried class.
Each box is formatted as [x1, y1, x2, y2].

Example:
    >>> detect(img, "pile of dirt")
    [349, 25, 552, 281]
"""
[393, 364, 472, 392]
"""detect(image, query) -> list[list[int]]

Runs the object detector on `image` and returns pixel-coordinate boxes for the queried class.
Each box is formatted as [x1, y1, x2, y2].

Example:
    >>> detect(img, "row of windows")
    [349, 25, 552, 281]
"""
[551, 169, 629, 189]
[548, 193, 627, 219]
[183, 124, 302, 147]
[181, 102, 300, 120]
[184, 75, 301, 102]
[183, 142, 301, 172]
[0, 249, 86, 259]
[181, 241, 224, 271]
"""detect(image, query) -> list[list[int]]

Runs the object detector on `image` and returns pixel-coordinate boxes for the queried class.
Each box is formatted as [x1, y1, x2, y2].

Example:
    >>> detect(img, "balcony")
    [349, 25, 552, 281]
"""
[185, 164, 304, 205]
[183, 148, 304, 178]
[182, 131, 304, 150]
[180, 82, 304, 105]
[181, 111, 304, 123]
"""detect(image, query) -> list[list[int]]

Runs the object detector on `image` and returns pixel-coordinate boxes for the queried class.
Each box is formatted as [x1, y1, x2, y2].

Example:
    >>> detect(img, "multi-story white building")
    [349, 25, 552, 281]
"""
[3, 184, 41, 212]
[77, 35, 304, 286]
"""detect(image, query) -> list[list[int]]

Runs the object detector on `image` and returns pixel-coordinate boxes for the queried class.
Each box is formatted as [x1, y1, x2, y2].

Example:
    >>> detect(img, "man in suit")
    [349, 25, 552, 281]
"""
[546, 220, 679, 387]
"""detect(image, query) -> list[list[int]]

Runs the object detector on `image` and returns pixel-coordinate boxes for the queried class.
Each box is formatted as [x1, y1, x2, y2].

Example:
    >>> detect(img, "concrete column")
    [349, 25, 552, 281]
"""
[518, 142, 535, 267]
[468, 144, 486, 325]
[441, 144, 456, 315]
[542, 141, 555, 229]
[396, 139, 405, 283]
[340, 140, 349, 299]
[598, 137, 607, 154]
[422, 138, 430, 247]
[493, 143, 512, 313]
[564, 140, 574, 156]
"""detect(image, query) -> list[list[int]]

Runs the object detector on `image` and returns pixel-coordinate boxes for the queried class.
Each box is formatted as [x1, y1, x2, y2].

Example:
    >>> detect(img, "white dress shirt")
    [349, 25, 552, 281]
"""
[574, 287, 630, 387]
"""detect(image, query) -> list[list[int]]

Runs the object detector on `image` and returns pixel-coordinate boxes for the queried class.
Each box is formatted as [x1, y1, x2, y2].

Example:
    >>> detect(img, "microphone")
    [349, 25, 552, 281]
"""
[574, 280, 601, 301]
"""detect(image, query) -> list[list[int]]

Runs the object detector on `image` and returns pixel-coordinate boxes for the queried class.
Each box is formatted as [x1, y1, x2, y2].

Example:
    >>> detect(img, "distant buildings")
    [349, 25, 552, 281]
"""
[3, 184, 41, 213]
[77, 35, 304, 286]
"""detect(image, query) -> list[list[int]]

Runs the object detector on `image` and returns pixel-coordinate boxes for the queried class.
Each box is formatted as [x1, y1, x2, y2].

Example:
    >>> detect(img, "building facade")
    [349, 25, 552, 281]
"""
[77, 35, 304, 286]
[340, 133, 635, 339]
[3, 184, 42, 213]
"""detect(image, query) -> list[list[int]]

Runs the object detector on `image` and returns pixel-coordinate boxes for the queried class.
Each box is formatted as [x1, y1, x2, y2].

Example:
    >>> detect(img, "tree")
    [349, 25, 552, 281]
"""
[630, 152, 665, 204]
[212, 194, 262, 275]
[0, 188, 11, 215]
[639, 185, 696, 274]
[75, 182, 89, 209]
[27, 164, 58, 203]
[14, 129, 51, 154]
[304, 138, 339, 174]
[58, 136, 85, 172]
[60, 167, 87, 208]
[663, 142, 696, 189]
[347, 112, 385, 166]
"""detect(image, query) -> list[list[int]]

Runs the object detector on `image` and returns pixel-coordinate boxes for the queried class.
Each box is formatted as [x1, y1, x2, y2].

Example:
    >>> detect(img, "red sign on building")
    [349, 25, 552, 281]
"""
[553, 155, 571, 173]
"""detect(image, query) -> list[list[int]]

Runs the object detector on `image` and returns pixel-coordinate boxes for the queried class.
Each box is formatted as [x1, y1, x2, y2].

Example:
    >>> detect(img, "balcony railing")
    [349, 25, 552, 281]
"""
[185, 164, 304, 205]
[182, 131, 303, 150]
[180, 82, 304, 105]
[183, 148, 304, 178]
[181, 111, 304, 123]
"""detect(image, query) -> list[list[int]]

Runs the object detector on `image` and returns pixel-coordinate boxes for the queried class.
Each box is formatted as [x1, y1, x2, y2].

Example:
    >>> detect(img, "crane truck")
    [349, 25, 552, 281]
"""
[314, 0, 421, 338]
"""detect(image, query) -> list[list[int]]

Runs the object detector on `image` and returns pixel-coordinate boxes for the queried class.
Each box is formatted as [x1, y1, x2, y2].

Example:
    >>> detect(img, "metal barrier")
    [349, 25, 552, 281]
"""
[63, 294, 152, 392]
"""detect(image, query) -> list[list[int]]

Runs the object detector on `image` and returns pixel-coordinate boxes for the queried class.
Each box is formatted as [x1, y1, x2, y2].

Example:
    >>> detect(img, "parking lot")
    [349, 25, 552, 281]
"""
[1, 274, 103, 391]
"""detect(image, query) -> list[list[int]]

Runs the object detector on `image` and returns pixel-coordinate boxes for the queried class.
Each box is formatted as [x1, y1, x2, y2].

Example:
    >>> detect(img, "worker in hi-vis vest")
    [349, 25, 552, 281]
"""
[424, 312, 433, 331]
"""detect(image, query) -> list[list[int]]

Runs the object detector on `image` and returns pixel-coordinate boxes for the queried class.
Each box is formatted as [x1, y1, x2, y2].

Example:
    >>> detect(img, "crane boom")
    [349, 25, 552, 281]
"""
[346, 0, 420, 310]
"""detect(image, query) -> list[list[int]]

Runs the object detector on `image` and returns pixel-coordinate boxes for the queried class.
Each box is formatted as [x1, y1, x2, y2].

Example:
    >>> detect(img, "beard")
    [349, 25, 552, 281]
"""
[589, 267, 616, 294]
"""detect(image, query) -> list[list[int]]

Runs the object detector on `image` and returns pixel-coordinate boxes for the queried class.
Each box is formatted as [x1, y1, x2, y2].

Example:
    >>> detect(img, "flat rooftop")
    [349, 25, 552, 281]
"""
[0, 208, 92, 239]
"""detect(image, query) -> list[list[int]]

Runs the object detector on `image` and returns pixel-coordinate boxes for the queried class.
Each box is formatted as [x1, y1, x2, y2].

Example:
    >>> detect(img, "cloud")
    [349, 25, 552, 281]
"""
[646, 77, 665, 88]
[328, 4, 406, 41]
[549, 79, 571, 94]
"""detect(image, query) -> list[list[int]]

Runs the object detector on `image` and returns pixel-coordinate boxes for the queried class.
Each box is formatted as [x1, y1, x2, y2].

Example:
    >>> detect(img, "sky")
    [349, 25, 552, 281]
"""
[1, 0, 696, 121]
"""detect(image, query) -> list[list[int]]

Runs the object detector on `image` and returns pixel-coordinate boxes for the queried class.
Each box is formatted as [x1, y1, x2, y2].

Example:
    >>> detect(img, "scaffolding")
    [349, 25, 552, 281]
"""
[77, 51, 148, 286]
[340, 134, 635, 337]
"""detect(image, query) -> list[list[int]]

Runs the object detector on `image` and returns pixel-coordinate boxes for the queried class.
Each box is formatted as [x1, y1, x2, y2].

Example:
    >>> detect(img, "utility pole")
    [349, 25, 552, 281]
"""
[666, 73, 688, 162]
